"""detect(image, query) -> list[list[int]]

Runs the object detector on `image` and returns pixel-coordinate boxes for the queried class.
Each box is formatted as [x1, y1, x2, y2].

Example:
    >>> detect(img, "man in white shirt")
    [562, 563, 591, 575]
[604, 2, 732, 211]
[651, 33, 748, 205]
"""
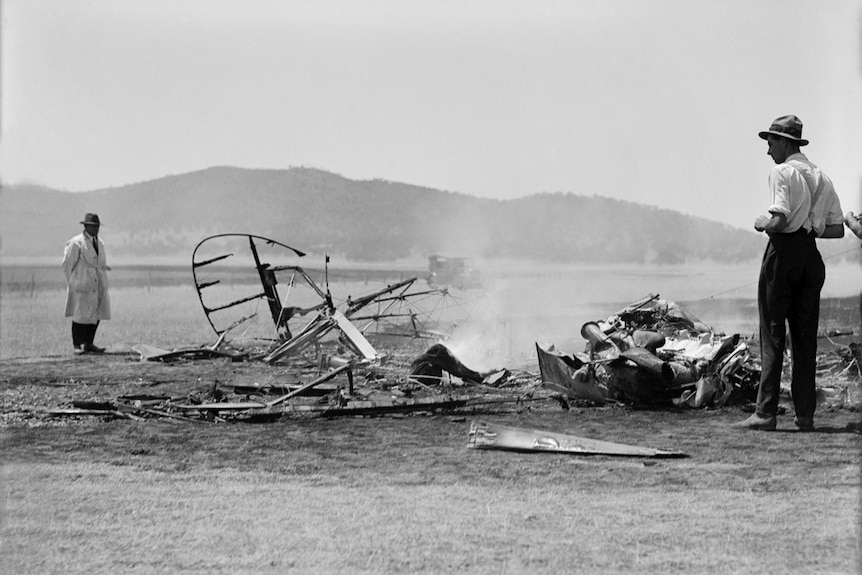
[734, 115, 844, 432]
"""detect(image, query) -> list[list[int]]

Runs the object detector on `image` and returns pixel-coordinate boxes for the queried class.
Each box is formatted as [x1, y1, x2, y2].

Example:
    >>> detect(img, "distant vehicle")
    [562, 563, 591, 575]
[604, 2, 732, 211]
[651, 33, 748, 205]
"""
[426, 254, 484, 289]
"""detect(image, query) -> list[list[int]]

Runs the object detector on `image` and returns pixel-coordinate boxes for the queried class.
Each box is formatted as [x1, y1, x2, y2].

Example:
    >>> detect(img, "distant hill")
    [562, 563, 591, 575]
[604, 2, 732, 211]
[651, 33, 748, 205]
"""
[1, 166, 848, 265]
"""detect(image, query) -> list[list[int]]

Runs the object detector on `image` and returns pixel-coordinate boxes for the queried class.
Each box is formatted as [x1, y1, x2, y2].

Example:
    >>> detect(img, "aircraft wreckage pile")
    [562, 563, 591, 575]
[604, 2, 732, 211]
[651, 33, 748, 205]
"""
[538, 294, 761, 409]
[48, 234, 861, 424]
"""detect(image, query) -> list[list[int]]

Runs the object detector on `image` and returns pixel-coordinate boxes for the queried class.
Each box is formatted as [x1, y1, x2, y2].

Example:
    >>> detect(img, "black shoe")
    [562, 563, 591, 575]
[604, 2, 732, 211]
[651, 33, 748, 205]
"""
[85, 343, 105, 354]
[794, 416, 814, 432]
[731, 413, 777, 431]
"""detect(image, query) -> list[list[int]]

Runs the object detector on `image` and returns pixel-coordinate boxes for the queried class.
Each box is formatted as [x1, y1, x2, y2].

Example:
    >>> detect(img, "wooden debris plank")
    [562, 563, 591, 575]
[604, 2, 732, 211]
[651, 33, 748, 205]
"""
[47, 408, 141, 421]
[115, 403, 211, 424]
[263, 315, 336, 363]
[117, 394, 173, 403]
[72, 400, 115, 411]
[246, 395, 471, 418]
[467, 421, 687, 458]
[232, 381, 307, 395]
[266, 363, 352, 406]
[320, 398, 468, 417]
[172, 401, 268, 411]
[132, 344, 246, 362]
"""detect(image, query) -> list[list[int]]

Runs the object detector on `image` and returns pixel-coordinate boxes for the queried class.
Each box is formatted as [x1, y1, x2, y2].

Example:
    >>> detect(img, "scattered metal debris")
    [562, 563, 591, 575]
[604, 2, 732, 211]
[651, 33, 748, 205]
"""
[98, 234, 524, 422]
[186, 234, 467, 366]
[40, 342, 539, 423]
[131, 343, 247, 362]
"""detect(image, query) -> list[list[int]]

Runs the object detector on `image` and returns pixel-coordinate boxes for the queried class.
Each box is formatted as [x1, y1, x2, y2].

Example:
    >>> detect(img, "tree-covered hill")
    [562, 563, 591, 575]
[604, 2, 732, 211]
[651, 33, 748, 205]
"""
[0, 166, 784, 264]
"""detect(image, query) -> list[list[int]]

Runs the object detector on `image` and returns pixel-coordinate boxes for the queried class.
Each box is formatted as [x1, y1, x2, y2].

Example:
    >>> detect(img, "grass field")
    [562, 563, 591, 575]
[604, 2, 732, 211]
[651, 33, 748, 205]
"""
[1, 262, 861, 574]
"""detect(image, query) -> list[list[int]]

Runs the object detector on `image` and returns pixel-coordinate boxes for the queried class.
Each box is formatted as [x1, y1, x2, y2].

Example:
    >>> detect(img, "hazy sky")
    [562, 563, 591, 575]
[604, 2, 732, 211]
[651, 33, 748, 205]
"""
[2, 0, 860, 229]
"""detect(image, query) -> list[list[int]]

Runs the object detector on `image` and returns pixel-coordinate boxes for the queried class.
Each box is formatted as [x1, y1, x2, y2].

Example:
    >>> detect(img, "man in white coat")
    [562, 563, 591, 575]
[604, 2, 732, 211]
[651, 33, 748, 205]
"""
[62, 213, 111, 354]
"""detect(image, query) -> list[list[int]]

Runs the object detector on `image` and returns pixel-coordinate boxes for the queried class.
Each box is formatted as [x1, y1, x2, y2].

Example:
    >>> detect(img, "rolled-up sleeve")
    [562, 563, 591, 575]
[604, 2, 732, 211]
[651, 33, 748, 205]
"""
[767, 166, 792, 218]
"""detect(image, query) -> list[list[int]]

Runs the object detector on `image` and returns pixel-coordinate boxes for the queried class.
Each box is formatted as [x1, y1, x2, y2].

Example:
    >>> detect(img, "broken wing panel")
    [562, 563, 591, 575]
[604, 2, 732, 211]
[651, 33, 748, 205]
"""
[468, 421, 686, 458]
[331, 310, 381, 361]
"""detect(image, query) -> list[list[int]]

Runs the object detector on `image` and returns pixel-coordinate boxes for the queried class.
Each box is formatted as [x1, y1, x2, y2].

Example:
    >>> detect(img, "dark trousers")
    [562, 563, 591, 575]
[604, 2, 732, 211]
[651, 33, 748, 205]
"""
[756, 230, 824, 418]
[71, 321, 100, 347]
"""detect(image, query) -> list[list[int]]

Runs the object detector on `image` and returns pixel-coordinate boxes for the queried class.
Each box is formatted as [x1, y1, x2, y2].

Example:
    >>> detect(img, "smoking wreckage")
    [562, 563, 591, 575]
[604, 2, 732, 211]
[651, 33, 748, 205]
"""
[51, 233, 859, 457]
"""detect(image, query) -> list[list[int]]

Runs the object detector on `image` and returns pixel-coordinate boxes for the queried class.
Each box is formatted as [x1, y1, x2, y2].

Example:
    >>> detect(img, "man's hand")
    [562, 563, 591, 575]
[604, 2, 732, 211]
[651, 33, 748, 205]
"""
[754, 212, 787, 234]
[845, 211, 862, 240]
[754, 215, 773, 232]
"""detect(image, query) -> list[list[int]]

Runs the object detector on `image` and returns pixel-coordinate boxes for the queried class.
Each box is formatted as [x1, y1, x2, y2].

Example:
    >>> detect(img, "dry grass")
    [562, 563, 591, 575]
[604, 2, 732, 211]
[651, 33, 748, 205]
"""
[2, 410, 860, 574]
[0, 287, 213, 360]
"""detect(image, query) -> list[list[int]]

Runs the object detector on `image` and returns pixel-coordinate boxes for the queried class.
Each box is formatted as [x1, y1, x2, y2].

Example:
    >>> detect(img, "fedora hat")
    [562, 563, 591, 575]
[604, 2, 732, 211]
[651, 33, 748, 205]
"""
[80, 213, 102, 226]
[758, 114, 809, 146]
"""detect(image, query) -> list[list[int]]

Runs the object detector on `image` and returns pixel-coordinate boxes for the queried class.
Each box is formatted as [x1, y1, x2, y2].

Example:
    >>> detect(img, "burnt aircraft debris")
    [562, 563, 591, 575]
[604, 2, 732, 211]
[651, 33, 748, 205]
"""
[131, 343, 248, 362]
[43, 361, 539, 423]
[76, 233, 527, 422]
[468, 421, 687, 458]
[187, 233, 466, 366]
[537, 294, 761, 408]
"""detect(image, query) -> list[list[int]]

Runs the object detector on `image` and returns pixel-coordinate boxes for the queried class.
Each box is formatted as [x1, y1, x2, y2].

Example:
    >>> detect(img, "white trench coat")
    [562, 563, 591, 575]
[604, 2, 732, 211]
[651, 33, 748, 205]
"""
[62, 232, 111, 323]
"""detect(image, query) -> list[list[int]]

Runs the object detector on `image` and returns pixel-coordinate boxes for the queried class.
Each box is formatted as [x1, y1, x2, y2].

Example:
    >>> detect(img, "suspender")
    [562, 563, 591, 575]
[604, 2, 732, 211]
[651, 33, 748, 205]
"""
[784, 159, 821, 234]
